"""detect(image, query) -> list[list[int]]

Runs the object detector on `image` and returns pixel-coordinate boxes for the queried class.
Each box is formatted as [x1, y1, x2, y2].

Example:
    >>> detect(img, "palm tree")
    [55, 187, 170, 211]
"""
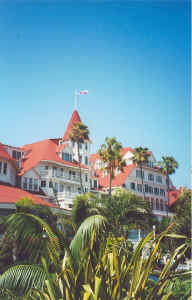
[131, 147, 150, 200]
[69, 122, 89, 193]
[158, 156, 178, 216]
[100, 189, 154, 237]
[0, 214, 190, 300]
[98, 137, 126, 196]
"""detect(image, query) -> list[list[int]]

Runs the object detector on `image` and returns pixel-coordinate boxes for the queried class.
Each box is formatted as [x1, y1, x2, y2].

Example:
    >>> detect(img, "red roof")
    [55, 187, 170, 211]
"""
[98, 165, 135, 189]
[19, 138, 88, 176]
[90, 147, 134, 167]
[169, 187, 184, 206]
[120, 147, 134, 156]
[0, 184, 57, 208]
[62, 110, 81, 142]
[0, 143, 16, 168]
[90, 149, 135, 189]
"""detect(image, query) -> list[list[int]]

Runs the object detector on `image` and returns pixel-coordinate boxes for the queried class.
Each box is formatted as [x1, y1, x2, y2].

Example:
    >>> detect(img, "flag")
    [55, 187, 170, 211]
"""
[79, 90, 88, 95]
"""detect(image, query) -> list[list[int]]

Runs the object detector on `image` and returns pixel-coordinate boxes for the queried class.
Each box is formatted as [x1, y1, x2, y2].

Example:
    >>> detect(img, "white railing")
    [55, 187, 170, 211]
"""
[40, 170, 80, 183]
[152, 209, 174, 217]
[56, 173, 80, 182]
[56, 191, 80, 200]
[39, 170, 49, 176]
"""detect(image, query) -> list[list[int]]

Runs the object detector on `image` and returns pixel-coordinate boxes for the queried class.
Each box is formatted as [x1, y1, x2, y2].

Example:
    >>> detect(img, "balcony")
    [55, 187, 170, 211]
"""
[56, 191, 80, 201]
[39, 170, 80, 183]
[56, 173, 80, 183]
[39, 170, 49, 177]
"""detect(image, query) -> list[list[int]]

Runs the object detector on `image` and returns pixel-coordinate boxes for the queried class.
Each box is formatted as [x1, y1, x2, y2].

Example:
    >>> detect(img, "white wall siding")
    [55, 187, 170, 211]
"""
[0, 160, 16, 186]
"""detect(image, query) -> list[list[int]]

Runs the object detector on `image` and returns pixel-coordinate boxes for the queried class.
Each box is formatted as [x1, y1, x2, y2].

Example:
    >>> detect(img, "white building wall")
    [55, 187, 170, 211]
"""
[21, 161, 90, 210]
[122, 167, 168, 216]
[0, 159, 16, 186]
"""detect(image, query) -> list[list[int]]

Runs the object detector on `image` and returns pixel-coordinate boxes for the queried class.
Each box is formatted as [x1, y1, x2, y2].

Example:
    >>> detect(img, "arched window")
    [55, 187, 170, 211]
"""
[156, 198, 159, 210]
[160, 199, 164, 211]
[151, 198, 154, 210]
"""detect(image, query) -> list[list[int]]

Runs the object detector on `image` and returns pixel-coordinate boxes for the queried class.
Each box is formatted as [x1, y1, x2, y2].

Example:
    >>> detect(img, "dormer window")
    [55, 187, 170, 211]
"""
[95, 159, 102, 169]
[62, 152, 72, 162]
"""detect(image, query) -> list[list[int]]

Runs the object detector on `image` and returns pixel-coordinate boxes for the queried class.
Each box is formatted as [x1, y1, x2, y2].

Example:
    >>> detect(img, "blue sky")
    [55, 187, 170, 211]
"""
[0, 1, 190, 188]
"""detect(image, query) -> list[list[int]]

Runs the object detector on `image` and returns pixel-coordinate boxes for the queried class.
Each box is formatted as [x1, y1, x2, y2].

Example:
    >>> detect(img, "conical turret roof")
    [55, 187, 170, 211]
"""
[62, 110, 81, 142]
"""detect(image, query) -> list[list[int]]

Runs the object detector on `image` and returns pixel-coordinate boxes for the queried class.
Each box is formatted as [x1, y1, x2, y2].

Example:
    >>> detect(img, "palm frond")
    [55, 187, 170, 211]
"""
[70, 215, 108, 262]
[0, 265, 46, 296]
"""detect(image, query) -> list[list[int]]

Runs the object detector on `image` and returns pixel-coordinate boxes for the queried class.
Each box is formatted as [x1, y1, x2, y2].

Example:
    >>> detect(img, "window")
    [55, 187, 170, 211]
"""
[148, 186, 153, 194]
[147, 161, 154, 168]
[72, 141, 75, 147]
[131, 182, 135, 190]
[72, 171, 76, 179]
[79, 155, 82, 163]
[69, 204, 73, 209]
[66, 186, 71, 193]
[12, 150, 16, 159]
[156, 175, 162, 183]
[136, 170, 144, 179]
[54, 182, 58, 192]
[85, 156, 88, 166]
[85, 142, 88, 150]
[29, 178, 33, 190]
[137, 184, 142, 192]
[34, 179, 38, 190]
[85, 174, 88, 182]
[3, 163, 7, 175]
[17, 152, 21, 159]
[151, 198, 154, 210]
[148, 173, 154, 181]
[59, 184, 64, 192]
[145, 184, 148, 193]
[52, 167, 57, 177]
[95, 160, 102, 169]
[154, 187, 159, 195]
[60, 168, 64, 177]
[160, 199, 164, 211]
[160, 189, 165, 197]
[79, 143, 82, 149]
[156, 199, 160, 210]
[94, 180, 97, 189]
[49, 181, 53, 188]
[12, 151, 21, 160]
[23, 177, 28, 189]
[41, 181, 46, 188]
[62, 152, 72, 162]
[0, 161, 2, 173]
[45, 166, 49, 170]
[84, 187, 88, 193]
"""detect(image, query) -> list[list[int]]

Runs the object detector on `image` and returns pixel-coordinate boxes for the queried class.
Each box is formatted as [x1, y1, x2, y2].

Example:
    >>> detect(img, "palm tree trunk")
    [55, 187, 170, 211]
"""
[166, 173, 170, 217]
[109, 167, 112, 197]
[141, 165, 145, 200]
[77, 142, 84, 193]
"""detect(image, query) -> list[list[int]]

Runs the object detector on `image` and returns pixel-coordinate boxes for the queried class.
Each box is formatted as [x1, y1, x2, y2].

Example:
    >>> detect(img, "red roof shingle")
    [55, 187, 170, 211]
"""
[0, 143, 17, 168]
[98, 165, 135, 189]
[19, 138, 88, 176]
[0, 184, 57, 208]
[169, 187, 184, 206]
[62, 110, 81, 142]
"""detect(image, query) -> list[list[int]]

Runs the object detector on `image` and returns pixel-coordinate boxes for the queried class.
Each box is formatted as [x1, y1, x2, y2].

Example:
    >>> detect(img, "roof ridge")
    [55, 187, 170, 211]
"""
[62, 110, 81, 142]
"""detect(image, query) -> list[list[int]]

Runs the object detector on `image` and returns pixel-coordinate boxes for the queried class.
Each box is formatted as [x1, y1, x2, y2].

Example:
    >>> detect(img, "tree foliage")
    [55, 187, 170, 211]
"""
[158, 156, 178, 215]
[131, 147, 150, 200]
[98, 137, 126, 196]
[69, 122, 89, 193]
